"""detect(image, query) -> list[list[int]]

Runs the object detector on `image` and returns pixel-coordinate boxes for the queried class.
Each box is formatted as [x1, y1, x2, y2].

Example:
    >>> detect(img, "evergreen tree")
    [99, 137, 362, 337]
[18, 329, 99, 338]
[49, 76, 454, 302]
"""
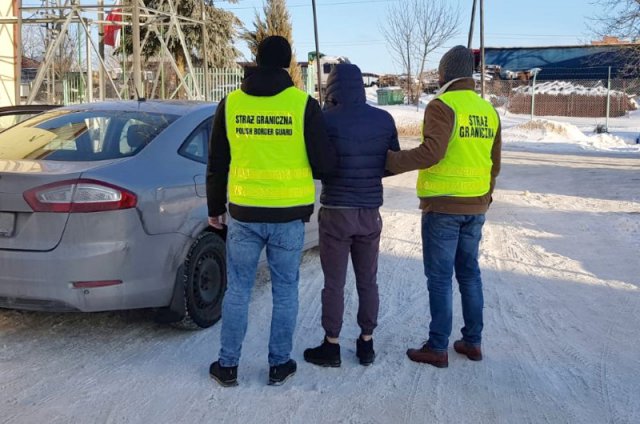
[118, 0, 241, 72]
[242, 0, 304, 89]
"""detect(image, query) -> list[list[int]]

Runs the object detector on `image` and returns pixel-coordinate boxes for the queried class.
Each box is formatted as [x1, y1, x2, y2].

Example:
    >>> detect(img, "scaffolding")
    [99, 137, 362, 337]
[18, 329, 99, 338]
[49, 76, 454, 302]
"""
[1, 0, 217, 104]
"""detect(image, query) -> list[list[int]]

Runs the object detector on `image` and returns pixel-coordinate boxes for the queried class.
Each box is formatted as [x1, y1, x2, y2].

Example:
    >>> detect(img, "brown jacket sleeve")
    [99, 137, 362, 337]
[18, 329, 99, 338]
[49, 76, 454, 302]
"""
[385, 99, 454, 174]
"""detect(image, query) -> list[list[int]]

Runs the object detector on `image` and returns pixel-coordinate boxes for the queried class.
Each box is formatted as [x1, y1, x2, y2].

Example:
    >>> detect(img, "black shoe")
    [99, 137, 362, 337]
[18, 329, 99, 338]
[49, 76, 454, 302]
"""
[268, 359, 297, 386]
[304, 338, 341, 367]
[356, 336, 375, 366]
[209, 361, 238, 387]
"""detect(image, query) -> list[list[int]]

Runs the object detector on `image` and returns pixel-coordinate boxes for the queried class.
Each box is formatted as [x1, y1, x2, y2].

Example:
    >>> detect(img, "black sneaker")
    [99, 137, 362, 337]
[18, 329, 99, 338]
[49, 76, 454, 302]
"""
[356, 337, 375, 366]
[268, 359, 297, 386]
[304, 338, 341, 367]
[209, 361, 238, 387]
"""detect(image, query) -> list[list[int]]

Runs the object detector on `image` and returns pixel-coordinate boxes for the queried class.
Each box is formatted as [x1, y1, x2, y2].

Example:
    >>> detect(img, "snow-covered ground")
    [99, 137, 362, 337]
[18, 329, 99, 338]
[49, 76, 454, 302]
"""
[1, 141, 639, 423]
[366, 86, 640, 154]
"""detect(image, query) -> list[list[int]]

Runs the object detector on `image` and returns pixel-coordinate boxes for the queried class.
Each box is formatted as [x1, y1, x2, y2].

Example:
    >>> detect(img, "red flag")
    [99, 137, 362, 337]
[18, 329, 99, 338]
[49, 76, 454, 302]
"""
[103, 8, 122, 47]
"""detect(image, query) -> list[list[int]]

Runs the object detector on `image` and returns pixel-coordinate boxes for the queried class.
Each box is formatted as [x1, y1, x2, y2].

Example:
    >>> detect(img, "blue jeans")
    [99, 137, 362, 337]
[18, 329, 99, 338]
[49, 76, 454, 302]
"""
[218, 218, 305, 367]
[422, 212, 485, 352]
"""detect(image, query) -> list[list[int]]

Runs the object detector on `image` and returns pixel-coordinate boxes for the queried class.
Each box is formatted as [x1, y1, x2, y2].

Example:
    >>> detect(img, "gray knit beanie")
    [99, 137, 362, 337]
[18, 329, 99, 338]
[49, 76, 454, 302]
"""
[438, 45, 474, 84]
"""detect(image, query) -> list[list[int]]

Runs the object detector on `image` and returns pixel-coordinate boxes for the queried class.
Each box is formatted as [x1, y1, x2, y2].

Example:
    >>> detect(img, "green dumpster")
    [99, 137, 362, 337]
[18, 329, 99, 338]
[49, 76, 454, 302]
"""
[377, 88, 404, 105]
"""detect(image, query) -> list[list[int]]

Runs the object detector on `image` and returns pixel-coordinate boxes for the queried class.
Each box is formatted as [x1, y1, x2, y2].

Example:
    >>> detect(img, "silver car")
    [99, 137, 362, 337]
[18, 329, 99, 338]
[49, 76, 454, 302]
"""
[0, 101, 319, 328]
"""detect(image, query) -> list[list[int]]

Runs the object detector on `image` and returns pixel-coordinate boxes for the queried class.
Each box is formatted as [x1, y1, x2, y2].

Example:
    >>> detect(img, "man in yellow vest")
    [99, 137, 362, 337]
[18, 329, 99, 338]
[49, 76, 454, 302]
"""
[206, 36, 336, 386]
[386, 46, 502, 368]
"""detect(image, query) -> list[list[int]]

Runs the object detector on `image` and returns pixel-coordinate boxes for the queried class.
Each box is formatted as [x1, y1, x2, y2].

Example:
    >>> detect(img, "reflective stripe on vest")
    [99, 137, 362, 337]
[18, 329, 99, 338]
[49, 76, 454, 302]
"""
[225, 87, 314, 207]
[417, 90, 499, 198]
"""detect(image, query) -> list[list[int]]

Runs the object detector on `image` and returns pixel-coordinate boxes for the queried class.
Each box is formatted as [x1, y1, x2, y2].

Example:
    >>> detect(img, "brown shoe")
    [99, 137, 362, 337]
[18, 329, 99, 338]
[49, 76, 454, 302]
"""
[406, 344, 448, 368]
[453, 340, 482, 361]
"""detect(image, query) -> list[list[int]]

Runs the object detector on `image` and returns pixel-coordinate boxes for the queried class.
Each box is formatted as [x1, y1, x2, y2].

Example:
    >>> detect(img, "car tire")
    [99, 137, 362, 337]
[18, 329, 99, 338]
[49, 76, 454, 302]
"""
[171, 232, 226, 330]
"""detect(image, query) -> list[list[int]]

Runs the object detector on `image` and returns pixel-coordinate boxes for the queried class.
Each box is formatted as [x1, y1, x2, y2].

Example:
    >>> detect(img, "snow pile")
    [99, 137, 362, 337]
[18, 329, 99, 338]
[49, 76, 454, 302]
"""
[503, 119, 640, 153]
[505, 119, 587, 141]
[378, 105, 423, 128]
[366, 86, 428, 135]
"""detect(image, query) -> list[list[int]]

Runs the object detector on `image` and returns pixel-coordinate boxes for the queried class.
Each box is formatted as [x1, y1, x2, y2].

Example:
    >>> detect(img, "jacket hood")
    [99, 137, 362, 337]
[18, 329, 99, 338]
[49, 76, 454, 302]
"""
[324, 64, 366, 107]
[436, 77, 476, 96]
[241, 66, 294, 96]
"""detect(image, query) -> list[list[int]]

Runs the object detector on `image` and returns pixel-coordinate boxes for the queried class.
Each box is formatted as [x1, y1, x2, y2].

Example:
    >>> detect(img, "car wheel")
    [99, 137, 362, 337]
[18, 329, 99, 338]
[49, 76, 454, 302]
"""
[172, 232, 226, 330]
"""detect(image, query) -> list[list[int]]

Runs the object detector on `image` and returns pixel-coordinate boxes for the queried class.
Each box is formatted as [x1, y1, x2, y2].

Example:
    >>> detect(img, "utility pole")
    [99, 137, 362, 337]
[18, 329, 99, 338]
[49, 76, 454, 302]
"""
[467, 0, 477, 49]
[98, 0, 104, 100]
[15, 0, 22, 105]
[86, 17, 92, 102]
[131, 0, 142, 98]
[201, 1, 210, 101]
[480, 0, 485, 99]
[311, 0, 322, 105]
[55, 0, 64, 103]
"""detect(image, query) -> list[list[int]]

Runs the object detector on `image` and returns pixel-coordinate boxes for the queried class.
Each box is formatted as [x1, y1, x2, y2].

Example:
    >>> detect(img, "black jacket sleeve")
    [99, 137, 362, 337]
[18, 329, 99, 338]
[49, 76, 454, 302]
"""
[206, 98, 230, 217]
[304, 97, 337, 179]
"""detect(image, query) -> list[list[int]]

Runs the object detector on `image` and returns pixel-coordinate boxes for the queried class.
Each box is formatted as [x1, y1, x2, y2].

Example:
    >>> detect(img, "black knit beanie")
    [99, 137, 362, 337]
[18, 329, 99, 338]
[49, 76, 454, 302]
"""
[256, 35, 292, 68]
[438, 45, 475, 84]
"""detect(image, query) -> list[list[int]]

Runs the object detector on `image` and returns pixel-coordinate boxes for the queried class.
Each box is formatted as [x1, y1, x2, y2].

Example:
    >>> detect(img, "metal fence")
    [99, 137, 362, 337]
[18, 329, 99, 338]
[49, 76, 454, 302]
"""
[483, 70, 640, 129]
[184, 67, 244, 102]
[24, 65, 319, 106]
[62, 73, 85, 105]
[304, 64, 318, 98]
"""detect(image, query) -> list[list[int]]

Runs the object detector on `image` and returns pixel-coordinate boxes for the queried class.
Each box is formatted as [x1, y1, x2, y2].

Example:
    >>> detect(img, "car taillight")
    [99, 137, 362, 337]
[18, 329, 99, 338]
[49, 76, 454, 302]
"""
[24, 179, 137, 213]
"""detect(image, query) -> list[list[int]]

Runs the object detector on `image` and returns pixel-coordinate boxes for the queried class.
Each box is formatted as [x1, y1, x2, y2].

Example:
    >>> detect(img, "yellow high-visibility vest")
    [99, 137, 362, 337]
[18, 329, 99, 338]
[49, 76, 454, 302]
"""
[225, 87, 315, 207]
[417, 90, 499, 197]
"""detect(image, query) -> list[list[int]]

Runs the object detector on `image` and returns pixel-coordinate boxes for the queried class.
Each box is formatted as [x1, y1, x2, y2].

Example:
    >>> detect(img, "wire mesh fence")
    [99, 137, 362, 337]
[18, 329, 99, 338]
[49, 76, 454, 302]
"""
[483, 68, 640, 128]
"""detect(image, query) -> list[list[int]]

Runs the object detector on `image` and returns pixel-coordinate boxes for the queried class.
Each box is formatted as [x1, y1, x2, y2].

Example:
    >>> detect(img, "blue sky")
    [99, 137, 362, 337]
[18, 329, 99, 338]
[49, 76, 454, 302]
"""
[219, 0, 604, 74]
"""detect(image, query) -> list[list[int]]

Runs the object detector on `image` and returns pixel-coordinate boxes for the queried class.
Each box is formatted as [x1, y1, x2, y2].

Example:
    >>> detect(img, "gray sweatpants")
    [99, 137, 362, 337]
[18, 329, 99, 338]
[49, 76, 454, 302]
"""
[319, 207, 382, 338]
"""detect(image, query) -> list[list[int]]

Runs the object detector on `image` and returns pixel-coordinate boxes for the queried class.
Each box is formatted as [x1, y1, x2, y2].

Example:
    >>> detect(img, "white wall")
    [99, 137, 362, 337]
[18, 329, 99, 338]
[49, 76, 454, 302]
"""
[0, 0, 17, 106]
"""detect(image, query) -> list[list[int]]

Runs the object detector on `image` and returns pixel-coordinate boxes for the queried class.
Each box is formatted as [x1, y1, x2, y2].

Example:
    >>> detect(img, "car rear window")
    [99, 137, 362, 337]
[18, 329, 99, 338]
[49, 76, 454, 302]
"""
[0, 112, 43, 132]
[0, 109, 178, 161]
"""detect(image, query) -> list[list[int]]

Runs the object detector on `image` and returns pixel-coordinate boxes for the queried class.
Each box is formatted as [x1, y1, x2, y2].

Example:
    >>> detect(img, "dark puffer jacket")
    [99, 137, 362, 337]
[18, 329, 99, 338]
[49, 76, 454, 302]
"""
[321, 64, 399, 208]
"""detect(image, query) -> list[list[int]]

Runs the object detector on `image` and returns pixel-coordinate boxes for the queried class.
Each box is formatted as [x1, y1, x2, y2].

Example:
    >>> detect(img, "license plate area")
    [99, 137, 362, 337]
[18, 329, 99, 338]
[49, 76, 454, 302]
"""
[0, 212, 16, 237]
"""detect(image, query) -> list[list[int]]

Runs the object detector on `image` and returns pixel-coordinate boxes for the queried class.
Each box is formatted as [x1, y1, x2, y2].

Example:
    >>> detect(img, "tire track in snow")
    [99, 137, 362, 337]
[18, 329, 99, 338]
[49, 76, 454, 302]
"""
[502, 194, 632, 423]
[488, 228, 558, 424]
[599, 293, 638, 424]
[296, 248, 324, 337]
[485, 202, 587, 423]
[401, 370, 422, 424]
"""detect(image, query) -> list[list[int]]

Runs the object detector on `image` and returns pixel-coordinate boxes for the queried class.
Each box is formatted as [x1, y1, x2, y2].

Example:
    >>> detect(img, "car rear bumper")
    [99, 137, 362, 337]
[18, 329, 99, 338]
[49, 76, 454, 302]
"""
[0, 210, 191, 312]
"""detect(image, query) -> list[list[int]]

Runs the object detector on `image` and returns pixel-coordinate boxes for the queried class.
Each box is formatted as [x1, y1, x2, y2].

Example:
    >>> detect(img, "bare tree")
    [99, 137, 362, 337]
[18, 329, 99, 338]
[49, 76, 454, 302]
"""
[592, 0, 640, 75]
[381, 4, 416, 103]
[593, 0, 640, 40]
[21, 21, 78, 102]
[21, 23, 76, 75]
[414, 0, 460, 101]
[382, 0, 459, 104]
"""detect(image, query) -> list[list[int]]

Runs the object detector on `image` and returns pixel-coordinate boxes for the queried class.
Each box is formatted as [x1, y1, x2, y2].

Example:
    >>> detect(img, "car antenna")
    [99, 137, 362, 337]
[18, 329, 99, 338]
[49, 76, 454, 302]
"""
[133, 85, 146, 102]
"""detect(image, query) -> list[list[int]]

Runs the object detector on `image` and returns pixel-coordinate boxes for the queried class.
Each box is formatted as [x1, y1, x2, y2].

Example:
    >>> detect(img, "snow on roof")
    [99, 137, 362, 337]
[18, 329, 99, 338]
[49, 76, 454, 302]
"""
[321, 55, 350, 63]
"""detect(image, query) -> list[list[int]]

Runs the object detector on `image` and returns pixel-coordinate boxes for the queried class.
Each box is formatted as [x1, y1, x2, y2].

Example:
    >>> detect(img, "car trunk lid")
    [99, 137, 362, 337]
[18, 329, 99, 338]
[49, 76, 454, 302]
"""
[0, 160, 114, 251]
